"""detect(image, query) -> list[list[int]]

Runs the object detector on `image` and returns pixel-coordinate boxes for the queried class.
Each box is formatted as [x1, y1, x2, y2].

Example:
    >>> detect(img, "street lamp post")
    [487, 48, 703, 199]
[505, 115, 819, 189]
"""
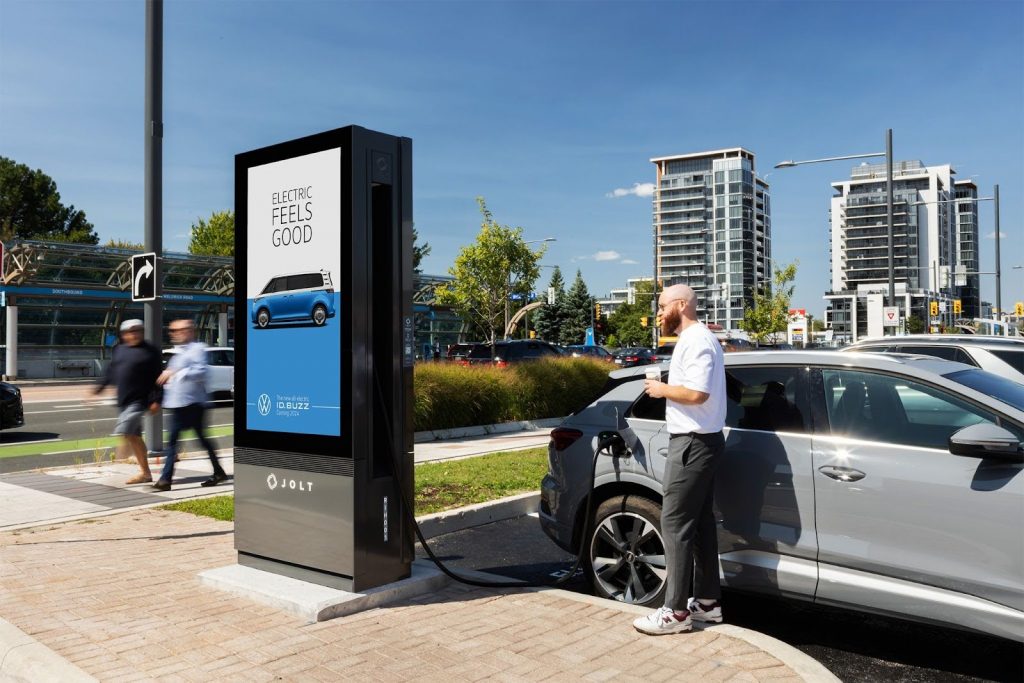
[507, 237, 556, 339]
[776, 130, 894, 331]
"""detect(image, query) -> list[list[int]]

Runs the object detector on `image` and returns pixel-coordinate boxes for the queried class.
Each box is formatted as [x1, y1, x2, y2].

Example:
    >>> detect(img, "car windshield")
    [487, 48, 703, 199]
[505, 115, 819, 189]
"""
[944, 368, 1024, 412]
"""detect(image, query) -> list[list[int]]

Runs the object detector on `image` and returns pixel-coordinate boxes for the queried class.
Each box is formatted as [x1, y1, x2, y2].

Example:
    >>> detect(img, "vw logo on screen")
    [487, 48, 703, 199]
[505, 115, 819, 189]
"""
[257, 393, 272, 416]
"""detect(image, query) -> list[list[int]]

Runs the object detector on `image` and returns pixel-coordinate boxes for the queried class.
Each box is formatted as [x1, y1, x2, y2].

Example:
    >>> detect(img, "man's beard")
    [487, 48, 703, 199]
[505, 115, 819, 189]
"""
[660, 307, 681, 336]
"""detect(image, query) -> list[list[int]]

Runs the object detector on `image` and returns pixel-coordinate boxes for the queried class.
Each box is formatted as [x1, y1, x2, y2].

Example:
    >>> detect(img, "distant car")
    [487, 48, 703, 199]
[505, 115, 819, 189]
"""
[446, 343, 482, 362]
[162, 346, 234, 399]
[463, 340, 562, 367]
[755, 341, 795, 350]
[0, 381, 24, 430]
[251, 270, 335, 328]
[540, 351, 1024, 642]
[565, 345, 615, 362]
[844, 335, 1024, 384]
[653, 344, 674, 362]
[612, 347, 656, 367]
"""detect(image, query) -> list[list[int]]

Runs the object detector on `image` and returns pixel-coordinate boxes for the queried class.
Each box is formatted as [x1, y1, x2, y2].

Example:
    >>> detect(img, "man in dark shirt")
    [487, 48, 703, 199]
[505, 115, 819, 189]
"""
[94, 319, 162, 484]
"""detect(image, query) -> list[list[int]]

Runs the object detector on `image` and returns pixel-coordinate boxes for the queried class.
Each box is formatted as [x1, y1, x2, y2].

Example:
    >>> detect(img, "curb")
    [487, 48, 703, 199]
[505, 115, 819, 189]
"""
[0, 618, 96, 682]
[416, 491, 539, 540]
[414, 417, 562, 443]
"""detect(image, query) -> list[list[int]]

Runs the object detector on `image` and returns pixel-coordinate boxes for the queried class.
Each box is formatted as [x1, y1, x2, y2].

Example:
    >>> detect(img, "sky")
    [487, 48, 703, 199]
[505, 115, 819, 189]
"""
[1, 0, 1021, 316]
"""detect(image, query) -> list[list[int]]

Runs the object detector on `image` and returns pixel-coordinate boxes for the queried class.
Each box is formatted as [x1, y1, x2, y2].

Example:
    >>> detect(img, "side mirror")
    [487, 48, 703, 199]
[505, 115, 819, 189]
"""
[948, 423, 1023, 462]
[596, 431, 630, 458]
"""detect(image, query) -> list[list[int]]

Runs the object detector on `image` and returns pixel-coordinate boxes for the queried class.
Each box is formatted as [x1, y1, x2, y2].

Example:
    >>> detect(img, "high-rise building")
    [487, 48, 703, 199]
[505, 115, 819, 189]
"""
[954, 179, 981, 319]
[650, 148, 771, 330]
[824, 160, 958, 341]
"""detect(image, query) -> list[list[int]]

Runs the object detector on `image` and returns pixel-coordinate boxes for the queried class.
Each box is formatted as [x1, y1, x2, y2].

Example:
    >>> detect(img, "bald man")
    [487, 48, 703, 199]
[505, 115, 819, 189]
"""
[633, 284, 727, 635]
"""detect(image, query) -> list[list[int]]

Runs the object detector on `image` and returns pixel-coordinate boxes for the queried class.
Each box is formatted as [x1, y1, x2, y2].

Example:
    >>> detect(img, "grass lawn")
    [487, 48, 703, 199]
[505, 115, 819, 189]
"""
[160, 446, 549, 521]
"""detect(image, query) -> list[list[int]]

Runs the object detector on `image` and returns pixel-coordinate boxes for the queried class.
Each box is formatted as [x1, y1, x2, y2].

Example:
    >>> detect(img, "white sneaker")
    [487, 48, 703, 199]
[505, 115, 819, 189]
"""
[632, 606, 692, 635]
[687, 599, 723, 623]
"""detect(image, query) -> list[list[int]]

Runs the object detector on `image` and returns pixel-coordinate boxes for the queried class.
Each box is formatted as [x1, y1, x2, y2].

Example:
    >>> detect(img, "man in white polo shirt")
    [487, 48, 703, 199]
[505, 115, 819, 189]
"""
[633, 284, 727, 635]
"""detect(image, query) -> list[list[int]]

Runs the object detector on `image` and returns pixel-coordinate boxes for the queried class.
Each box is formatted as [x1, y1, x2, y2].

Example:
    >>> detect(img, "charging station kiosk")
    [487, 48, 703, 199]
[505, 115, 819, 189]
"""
[233, 126, 414, 592]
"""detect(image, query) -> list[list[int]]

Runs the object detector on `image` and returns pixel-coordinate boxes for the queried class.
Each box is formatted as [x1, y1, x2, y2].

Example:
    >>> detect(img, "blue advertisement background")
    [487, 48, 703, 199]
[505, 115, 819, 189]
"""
[245, 293, 341, 436]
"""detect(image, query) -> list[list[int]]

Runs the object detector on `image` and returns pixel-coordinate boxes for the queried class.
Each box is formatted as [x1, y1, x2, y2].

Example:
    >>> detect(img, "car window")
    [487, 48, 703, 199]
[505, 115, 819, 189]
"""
[989, 349, 1024, 374]
[261, 278, 282, 295]
[467, 345, 493, 359]
[629, 383, 665, 421]
[898, 345, 976, 366]
[726, 366, 808, 433]
[944, 368, 1024, 413]
[207, 350, 233, 366]
[822, 369, 1006, 449]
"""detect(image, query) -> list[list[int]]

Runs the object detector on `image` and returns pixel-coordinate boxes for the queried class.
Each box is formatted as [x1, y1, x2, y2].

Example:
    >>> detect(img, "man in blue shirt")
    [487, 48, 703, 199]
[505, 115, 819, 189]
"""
[152, 319, 228, 491]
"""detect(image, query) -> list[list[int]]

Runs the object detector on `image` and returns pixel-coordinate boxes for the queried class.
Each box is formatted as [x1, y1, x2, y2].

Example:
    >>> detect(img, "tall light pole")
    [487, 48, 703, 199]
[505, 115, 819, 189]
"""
[776, 130, 894, 332]
[506, 237, 555, 339]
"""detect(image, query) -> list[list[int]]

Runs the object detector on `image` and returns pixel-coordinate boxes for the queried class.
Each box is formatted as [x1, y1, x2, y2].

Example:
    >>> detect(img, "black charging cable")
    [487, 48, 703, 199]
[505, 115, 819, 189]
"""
[373, 368, 620, 589]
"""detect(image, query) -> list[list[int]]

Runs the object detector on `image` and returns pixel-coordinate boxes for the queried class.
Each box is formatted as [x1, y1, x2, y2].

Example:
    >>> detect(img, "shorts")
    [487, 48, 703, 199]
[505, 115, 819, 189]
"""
[113, 403, 147, 437]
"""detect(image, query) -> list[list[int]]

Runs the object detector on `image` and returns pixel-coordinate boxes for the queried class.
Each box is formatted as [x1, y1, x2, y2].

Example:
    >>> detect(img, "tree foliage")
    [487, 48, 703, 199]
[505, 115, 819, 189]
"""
[188, 210, 234, 256]
[412, 225, 431, 273]
[740, 261, 798, 344]
[105, 238, 144, 250]
[434, 197, 546, 345]
[532, 266, 566, 343]
[559, 269, 594, 345]
[0, 156, 98, 243]
[905, 314, 925, 334]
[606, 279, 655, 347]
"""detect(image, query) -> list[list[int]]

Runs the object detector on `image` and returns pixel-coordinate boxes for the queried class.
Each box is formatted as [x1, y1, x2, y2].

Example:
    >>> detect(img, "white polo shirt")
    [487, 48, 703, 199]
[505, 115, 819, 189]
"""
[665, 323, 726, 435]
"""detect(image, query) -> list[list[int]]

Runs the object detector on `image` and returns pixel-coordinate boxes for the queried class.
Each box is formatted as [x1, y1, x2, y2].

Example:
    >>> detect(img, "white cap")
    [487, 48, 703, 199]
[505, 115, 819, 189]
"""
[119, 319, 144, 332]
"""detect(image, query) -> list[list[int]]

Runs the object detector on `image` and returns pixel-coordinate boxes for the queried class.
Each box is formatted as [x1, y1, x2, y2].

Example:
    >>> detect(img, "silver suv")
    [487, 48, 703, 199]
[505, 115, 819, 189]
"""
[538, 351, 1024, 642]
[844, 335, 1024, 383]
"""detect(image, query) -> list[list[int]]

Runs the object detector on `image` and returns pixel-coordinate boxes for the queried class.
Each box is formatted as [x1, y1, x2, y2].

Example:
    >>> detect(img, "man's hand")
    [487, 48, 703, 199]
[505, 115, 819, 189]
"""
[148, 402, 160, 415]
[156, 369, 173, 386]
[644, 379, 668, 399]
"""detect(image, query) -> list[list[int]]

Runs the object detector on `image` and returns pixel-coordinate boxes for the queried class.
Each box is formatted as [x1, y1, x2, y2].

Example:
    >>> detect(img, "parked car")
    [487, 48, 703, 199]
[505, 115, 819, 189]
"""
[0, 381, 25, 430]
[565, 345, 615, 362]
[539, 351, 1024, 642]
[446, 343, 482, 362]
[653, 344, 674, 362]
[251, 270, 335, 328]
[162, 347, 234, 399]
[463, 340, 562, 367]
[612, 347, 657, 367]
[844, 335, 1024, 384]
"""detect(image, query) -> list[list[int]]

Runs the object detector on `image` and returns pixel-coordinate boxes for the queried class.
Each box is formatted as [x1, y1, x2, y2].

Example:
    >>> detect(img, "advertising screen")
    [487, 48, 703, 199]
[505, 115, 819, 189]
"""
[245, 148, 342, 436]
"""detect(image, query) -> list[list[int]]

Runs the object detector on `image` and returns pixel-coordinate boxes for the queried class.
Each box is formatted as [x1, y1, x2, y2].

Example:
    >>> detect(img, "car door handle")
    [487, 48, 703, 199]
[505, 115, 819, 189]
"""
[818, 465, 866, 482]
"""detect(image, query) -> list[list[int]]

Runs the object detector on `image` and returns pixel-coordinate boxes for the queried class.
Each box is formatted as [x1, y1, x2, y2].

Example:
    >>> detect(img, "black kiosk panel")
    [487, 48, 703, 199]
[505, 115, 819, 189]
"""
[233, 126, 413, 592]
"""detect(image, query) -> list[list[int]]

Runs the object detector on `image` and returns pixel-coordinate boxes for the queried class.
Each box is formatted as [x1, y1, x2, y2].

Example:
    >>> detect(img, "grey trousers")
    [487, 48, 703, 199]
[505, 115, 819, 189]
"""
[662, 431, 725, 611]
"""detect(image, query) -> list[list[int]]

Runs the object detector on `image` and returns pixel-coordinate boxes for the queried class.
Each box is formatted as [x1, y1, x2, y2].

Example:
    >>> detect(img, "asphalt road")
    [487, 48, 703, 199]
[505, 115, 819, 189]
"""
[420, 514, 1024, 683]
[0, 388, 233, 473]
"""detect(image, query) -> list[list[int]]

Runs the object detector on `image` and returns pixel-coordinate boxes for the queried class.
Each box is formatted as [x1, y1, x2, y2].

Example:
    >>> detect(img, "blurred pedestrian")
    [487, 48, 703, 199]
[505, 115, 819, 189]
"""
[151, 319, 228, 491]
[94, 319, 162, 484]
[632, 284, 727, 635]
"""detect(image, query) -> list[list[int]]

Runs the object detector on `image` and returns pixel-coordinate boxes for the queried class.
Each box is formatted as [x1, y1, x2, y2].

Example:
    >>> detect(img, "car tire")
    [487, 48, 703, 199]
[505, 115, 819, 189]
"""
[256, 309, 271, 328]
[312, 304, 328, 326]
[586, 495, 666, 608]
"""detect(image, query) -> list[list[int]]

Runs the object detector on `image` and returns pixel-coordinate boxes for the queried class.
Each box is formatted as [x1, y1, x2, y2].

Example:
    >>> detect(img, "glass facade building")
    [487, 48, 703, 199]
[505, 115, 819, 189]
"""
[650, 148, 771, 330]
[954, 180, 981, 319]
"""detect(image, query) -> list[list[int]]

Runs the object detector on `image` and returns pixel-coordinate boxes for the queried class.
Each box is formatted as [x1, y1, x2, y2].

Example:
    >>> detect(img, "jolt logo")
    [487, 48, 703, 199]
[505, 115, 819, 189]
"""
[265, 472, 313, 493]
[257, 393, 271, 416]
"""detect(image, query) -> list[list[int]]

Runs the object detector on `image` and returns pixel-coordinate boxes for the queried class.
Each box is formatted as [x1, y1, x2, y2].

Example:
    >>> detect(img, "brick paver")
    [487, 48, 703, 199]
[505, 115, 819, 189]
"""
[0, 510, 804, 681]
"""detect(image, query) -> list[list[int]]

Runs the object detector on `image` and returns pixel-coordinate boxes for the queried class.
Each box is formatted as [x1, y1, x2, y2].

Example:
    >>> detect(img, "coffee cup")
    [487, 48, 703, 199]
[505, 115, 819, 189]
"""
[645, 365, 661, 382]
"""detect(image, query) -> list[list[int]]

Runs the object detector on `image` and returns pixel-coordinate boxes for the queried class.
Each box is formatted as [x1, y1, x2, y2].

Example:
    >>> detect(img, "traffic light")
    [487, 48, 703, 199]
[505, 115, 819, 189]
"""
[929, 301, 939, 317]
[1016, 302, 1024, 316]
[640, 316, 648, 328]
[529, 330, 536, 339]
[595, 302, 602, 318]
[953, 299, 962, 315]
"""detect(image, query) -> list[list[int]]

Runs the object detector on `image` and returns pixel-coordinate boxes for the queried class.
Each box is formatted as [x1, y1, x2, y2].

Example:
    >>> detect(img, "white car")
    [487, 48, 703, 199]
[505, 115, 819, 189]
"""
[161, 346, 234, 400]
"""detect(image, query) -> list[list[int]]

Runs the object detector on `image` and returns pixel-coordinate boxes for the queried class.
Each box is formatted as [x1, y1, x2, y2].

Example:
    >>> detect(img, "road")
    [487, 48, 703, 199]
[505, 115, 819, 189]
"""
[0, 384, 233, 473]
[422, 514, 1024, 683]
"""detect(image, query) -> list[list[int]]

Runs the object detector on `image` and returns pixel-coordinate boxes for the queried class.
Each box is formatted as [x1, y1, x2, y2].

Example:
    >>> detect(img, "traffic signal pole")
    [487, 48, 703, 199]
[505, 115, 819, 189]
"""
[144, 0, 163, 455]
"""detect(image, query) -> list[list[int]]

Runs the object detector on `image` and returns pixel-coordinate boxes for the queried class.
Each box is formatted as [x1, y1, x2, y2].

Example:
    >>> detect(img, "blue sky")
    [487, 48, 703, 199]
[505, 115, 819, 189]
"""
[1, 0, 1021, 315]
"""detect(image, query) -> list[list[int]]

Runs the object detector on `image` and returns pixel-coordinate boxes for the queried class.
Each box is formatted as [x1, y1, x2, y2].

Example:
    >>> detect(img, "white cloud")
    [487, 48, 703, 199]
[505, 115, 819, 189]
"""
[986, 231, 1007, 239]
[621, 258, 638, 265]
[607, 182, 655, 198]
[593, 250, 621, 262]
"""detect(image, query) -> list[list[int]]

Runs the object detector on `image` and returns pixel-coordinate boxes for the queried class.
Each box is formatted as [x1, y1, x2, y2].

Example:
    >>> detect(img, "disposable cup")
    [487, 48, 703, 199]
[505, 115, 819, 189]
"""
[645, 365, 661, 381]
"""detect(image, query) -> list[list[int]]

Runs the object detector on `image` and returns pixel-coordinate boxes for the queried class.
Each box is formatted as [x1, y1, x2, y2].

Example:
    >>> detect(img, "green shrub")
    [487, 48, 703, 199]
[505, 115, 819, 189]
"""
[414, 357, 610, 431]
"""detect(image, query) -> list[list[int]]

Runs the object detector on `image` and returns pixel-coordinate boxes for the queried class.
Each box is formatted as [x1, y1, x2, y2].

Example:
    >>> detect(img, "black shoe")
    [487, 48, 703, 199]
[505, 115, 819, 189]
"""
[151, 480, 171, 491]
[201, 473, 228, 487]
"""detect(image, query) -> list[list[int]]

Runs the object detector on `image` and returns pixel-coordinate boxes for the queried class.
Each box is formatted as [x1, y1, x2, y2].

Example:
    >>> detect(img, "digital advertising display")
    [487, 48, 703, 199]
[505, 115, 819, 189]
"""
[245, 148, 342, 437]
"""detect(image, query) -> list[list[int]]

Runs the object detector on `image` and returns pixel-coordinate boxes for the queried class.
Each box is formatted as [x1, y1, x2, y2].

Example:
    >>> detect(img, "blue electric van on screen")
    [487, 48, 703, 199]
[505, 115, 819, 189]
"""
[251, 270, 336, 328]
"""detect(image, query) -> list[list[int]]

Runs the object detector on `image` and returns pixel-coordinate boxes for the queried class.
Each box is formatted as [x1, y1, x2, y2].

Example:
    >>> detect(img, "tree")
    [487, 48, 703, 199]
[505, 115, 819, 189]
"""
[188, 210, 234, 256]
[105, 238, 144, 250]
[532, 266, 566, 343]
[0, 156, 98, 243]
[434, 197, 545, 345]
[412, 225, 431, 273]
[559, 269, 594, 345]
[606, 279, 656, 347]
[740, 261, 798, 345]
[905, 315, 925, 334]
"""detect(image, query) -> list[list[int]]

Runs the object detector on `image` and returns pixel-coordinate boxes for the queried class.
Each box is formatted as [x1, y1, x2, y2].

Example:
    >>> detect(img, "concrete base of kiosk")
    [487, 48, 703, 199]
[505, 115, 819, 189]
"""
[199, 559, 448, 624]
